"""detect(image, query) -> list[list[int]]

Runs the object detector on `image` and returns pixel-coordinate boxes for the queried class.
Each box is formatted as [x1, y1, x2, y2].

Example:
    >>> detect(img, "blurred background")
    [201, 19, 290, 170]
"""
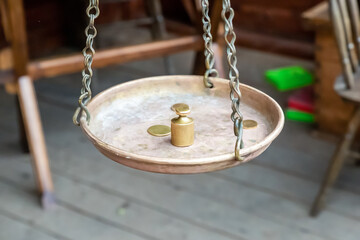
[1, 0, 360, 239]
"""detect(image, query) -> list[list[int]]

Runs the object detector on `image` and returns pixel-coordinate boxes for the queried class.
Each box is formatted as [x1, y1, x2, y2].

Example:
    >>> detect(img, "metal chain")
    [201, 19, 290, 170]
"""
[73, 0, 100, 126]
[221, 0, 244, 161]
[201, 0, 218, 88]
[73, 1, 244, 161]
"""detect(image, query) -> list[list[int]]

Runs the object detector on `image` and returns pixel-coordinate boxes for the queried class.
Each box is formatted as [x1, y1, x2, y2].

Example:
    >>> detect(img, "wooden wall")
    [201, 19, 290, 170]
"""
[0, 0, 144, 59]
[162, 0, 324, 59]
[0, 0, 65, 58]
[24, 0, 65, 58]
[1, 0, 323, 59]
[233, 0, 324, 59]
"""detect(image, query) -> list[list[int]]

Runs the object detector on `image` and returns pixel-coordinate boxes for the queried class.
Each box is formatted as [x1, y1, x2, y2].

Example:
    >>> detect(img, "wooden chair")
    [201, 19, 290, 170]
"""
[0, 0, 224, 208]
[310, 0, 360, 217]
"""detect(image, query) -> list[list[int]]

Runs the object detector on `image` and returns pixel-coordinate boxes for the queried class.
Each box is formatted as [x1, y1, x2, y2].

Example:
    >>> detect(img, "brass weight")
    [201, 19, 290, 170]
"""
[171, 103, 194, 147]
[171, 103, 187, 111]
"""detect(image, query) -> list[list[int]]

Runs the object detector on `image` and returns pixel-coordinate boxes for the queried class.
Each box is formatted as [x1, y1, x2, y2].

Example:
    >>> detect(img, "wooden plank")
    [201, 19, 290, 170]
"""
[236, 0, 324, 9]
[236, 5, 311, 40]
[219, 164, 360, 219]
[247, 144, 334, 183]
[0, 159, 239, 240]
[139, 169, 360, 240]
[0, 181, 148, 240]
[235, 28, 315, 59]
[108, 160, 360, 240]
[0, 214, 60, 240]
[163, 0, 322, 57]
[0, 156, 325, 240]
[52, 175, 239, 240]
[47, 145, 360, 239]
[165, 20, 196, 36]
[53, 147, 360, 240]
[28, 36, 203, 80]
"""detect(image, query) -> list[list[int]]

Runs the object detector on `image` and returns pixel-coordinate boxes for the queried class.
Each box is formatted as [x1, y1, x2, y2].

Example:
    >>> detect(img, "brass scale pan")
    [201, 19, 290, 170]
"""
[80, 75, 284, 174]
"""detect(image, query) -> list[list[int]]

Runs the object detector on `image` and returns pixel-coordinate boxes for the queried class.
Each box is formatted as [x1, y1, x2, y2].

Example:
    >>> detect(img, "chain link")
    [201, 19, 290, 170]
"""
[221, 0, 244, 161]
[201, 0, 218, 88]
[73, 0, 100, 126]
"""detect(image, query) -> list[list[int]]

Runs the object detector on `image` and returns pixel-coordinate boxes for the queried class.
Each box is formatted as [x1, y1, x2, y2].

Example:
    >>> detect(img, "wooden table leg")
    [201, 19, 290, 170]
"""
[17, 76, 55, 208]
[16, 98, 30, 153]
[6, 0, 55, 208]
[310, 106, 360, 216]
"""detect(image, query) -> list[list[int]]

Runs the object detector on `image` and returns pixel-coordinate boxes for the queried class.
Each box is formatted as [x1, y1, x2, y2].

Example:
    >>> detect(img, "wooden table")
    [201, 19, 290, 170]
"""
[302, 2, 357, 136]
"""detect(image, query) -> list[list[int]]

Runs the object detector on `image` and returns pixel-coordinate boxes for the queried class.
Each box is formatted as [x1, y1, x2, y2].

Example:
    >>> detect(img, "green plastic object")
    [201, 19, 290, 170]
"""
[265, 66, 314, 91]
[285, 108, 315, 123]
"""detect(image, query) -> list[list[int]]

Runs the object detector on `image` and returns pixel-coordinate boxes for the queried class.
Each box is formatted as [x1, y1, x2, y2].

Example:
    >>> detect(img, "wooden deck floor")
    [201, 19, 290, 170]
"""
[1, 48, 360, 240]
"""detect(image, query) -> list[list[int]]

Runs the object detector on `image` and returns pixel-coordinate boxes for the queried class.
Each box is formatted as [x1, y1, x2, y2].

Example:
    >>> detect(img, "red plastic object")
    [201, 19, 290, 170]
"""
[287, 87, 314, 113]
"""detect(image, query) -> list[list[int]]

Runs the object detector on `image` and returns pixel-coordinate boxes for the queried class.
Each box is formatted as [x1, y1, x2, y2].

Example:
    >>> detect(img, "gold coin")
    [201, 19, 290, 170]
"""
[147, 125, 171, 137]
[243, 119, 258, 129]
